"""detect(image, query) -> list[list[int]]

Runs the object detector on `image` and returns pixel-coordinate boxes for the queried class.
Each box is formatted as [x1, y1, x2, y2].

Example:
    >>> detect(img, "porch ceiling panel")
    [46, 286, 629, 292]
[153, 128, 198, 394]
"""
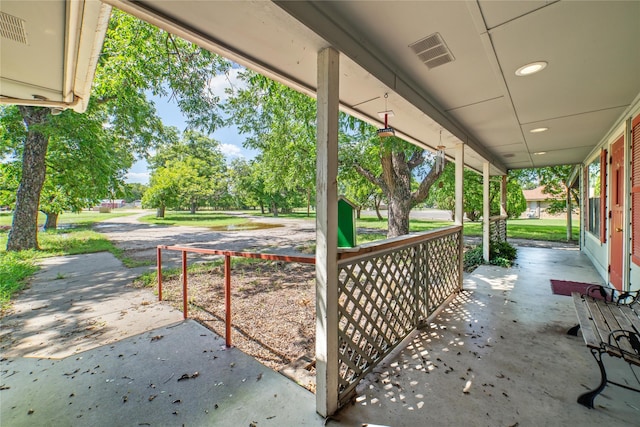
[524, 106, 629, 154]
[530, 146, 594, 168]
[492, 1, 640, 124]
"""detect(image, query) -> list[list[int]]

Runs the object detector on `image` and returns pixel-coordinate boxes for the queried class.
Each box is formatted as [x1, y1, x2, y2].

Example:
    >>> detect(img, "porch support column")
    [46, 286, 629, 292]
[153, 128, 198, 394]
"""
[315, 47, 339, 417]
[566, 187, 572, 241]
[500, 175, 507, 217]
[483, 162, 490, 263]
[454, 143, 464, 225]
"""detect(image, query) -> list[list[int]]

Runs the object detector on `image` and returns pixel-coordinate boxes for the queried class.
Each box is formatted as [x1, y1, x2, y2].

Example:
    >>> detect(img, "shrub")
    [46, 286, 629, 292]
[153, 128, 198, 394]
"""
[464, 240, 517, 272]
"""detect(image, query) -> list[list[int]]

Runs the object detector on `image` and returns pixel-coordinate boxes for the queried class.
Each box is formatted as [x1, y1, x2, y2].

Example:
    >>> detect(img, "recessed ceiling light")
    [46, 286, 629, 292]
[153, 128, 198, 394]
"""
[533, 151, 547, 155]
[529, 127, 549, 133]
[515, 61, 547, 76]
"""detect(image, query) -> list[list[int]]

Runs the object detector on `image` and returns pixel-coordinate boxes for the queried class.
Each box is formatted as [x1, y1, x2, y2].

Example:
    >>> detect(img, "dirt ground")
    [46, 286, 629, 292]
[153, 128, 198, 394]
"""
[143, 260, 318, 390]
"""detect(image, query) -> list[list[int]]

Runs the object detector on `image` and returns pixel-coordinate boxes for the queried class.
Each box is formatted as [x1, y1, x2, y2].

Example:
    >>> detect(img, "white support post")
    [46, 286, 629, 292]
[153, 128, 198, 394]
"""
[315, 47, 339, 417]
[454, 143, 464, 226]
[483, 162, 490, 263]
[500, 175, 507, 217]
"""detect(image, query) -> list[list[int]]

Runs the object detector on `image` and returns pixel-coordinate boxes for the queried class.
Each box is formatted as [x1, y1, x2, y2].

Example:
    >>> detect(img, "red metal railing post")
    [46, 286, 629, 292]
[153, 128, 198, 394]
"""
[224, 254, 232, 347]
[157, 246, 163, 301]
[182, 250, 188, 319]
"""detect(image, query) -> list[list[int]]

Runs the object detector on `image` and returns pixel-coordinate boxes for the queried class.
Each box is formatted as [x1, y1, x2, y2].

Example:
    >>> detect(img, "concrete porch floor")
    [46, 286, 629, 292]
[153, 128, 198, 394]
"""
[1, 246, 638, 426]
[328, 246, 639, 426]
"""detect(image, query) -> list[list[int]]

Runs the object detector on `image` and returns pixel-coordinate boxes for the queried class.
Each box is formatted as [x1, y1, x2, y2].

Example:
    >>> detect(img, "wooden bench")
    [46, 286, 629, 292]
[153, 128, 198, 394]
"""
[570, 289, 640, 408]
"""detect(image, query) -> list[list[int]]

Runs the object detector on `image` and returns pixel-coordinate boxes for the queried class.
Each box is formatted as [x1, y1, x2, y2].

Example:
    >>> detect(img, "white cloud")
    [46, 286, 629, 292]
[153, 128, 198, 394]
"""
[125, 171, 150, 184]
[220, 143, 243, 159]
[207, 68, 246, 101]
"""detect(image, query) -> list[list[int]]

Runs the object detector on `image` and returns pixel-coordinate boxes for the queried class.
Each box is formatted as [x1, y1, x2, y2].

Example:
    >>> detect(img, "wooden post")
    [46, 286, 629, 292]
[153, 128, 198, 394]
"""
[483, 162, 490, 263]
[315, 47, 339, 417]
[566, 185, 572, 242]
[455, 143, 464, 290]
[454, 143, 464, 226]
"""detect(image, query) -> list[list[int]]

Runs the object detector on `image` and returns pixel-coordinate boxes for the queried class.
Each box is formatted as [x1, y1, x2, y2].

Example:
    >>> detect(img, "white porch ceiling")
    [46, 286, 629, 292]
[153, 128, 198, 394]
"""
[3, 1, 639, 174]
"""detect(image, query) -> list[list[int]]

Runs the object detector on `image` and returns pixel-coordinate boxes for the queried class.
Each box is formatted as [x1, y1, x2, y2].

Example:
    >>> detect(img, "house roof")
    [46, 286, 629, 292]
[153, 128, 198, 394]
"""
[2, 1, 640, 174]
[522, 186, 563, 202]
[0, 1, 111, 113]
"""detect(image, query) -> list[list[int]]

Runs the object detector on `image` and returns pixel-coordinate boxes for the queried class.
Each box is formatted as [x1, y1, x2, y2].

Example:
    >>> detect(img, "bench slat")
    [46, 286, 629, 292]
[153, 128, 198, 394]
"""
[584, 297, 615, 346]
[572, 293, 600, 348]
[600, 304, 635, 356]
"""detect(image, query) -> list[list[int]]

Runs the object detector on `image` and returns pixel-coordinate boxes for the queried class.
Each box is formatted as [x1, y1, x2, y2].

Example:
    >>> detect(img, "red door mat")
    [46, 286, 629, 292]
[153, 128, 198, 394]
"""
[550, 280, 605, 298]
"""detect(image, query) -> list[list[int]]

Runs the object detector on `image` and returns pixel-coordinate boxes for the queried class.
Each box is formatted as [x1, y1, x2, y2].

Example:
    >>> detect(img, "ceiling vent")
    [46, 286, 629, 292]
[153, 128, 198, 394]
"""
[0, 12, 28, 44]
[409, 33, 454, 70]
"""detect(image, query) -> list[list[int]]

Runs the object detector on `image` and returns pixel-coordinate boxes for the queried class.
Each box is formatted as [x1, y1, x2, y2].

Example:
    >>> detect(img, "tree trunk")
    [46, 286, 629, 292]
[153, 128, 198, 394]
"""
[190, 202, 197, 214]
[307, 188, 311, 217]
[271, 201, 278, 217]
[387, 196, 412, 238]
[356, 207, 361, 219]
[260, 203, 265, 214]
[374, 197, 383, 221]
[156, 204, 165, 218]
[7, 107, 50, 251]
[43, 212, 59, 230]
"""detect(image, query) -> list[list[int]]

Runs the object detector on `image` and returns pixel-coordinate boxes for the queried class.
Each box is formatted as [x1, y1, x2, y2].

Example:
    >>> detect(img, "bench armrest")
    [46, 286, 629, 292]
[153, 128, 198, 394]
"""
[586, 285, 640, 306]
[607, 329, 640, 359]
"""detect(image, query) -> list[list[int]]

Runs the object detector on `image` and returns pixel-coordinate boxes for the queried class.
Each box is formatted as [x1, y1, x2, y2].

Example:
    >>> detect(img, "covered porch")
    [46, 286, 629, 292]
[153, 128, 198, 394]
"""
[2, 0, 639, 421]
[2, 245, 636, 425]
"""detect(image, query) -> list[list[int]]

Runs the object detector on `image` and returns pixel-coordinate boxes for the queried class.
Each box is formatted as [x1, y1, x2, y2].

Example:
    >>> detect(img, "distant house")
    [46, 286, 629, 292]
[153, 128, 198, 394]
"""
[100, 199, 126, 209]
[521, 186, 563, 218]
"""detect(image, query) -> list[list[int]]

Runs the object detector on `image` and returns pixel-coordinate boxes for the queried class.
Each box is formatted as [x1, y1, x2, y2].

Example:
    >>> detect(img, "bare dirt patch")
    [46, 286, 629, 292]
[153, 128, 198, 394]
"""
[146, 260, 317, 390]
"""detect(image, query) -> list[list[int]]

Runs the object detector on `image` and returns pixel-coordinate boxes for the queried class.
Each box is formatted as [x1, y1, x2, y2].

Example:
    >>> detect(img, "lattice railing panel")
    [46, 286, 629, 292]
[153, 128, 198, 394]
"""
[336, 228, 462, 402]
[426, 232, 461, 312]
[490, 216, 507, 242]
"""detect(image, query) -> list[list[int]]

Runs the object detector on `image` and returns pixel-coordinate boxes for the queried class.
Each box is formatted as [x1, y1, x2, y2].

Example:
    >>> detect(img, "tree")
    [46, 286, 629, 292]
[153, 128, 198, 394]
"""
[142, 166, 180, 217]
[147, 130, 227, 214]
[4, 10, 231, 251]
[121, 183, 148, 203]
[428, 164, 527, 220]
[343, 128, 446, 237]
[225, 72, 316, 216]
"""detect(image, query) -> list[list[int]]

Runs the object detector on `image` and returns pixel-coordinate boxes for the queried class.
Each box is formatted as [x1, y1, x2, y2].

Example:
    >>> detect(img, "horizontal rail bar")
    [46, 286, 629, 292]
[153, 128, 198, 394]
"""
[489, 215, 508, 221]
[337, 225, 462, 262]
[157, 245, 316, 264]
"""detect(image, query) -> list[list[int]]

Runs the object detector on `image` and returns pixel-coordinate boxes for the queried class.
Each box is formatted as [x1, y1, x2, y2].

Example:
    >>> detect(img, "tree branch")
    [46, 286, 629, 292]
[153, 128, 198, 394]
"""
[354, 163, 386, 193]
[407, 149, 425, 171]
[412, 160, 448, 205]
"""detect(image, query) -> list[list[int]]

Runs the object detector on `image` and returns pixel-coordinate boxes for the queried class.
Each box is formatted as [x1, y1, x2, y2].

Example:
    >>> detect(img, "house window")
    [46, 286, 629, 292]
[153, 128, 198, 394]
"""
[587, 148, 607, 242]
[587, 157, 601, 237]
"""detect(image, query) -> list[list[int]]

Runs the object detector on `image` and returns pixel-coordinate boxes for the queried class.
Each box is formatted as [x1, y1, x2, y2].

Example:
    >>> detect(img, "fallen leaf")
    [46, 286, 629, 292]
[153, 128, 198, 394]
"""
[177, 372, 199, 381]
[150, 335, 164, 342]
[148, 395, 157, 401]
[256, 372, 263, 381]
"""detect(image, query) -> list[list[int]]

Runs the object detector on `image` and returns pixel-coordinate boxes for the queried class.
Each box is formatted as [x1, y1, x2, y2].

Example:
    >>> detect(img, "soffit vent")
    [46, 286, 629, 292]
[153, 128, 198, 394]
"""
[409, 32, 454, 70]
[0, 12, 28, 44]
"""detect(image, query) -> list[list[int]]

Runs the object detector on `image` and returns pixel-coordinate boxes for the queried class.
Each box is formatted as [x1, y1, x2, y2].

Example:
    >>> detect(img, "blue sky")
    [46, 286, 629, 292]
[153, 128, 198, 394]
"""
[125, 69, 257, 184]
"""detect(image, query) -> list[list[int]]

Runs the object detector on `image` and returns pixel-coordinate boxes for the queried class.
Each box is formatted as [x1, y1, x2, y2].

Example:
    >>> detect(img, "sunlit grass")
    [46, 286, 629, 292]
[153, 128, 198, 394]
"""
[0, 209, 138, 227]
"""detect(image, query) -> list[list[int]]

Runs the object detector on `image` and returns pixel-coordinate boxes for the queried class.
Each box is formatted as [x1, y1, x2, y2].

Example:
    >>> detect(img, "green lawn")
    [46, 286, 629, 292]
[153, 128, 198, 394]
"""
[0, 209, 137, 228]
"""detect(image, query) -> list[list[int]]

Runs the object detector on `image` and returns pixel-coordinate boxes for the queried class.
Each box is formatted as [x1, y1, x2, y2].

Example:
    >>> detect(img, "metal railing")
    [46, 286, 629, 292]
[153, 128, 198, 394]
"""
[156, 245, 315, 347]
[489, 215, 508, 242]
[335, 226, 463, 404]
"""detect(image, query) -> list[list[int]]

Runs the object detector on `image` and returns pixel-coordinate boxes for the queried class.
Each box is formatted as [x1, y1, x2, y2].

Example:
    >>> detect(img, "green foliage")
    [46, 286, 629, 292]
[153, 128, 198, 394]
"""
[428, 165, 527, 220]
[226, 72, 319, 215]
[464, 240, 517, 271]
[513, 165, 578, 215]
[144, 130, 228, 212]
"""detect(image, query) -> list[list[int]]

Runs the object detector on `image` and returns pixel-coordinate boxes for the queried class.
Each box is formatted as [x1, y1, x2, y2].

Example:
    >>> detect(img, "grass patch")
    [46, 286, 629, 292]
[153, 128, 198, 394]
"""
[139, 211, 250, 228]
[0, 209, 137, 228]
[0, 250, 39, 311]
